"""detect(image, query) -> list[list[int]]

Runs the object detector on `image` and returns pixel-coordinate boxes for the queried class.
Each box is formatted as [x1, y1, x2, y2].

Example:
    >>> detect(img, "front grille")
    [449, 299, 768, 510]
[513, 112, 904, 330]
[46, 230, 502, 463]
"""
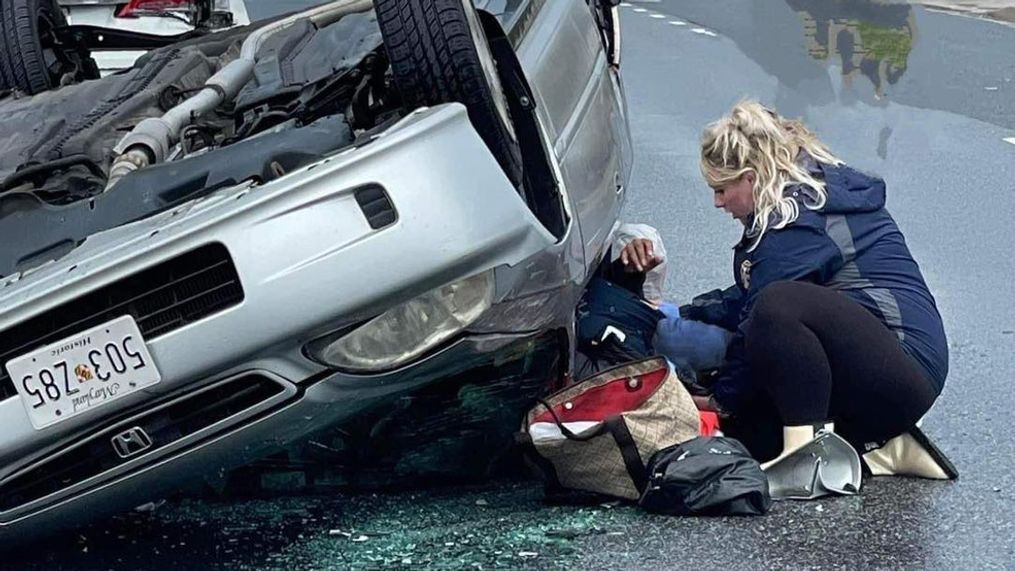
[0, 243, 244, 400]
[0, 374, 284, 512]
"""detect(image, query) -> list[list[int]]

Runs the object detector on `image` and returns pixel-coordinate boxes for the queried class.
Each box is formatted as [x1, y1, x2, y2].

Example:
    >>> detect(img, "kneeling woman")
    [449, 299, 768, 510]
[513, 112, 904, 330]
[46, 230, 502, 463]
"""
[689, 101, 948, 469]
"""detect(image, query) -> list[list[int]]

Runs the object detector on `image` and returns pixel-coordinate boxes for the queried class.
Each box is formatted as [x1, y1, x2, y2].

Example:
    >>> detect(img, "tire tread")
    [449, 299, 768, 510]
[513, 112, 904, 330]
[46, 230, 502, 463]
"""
[375, 0, 523, 187]
[0, 0, 57, 94]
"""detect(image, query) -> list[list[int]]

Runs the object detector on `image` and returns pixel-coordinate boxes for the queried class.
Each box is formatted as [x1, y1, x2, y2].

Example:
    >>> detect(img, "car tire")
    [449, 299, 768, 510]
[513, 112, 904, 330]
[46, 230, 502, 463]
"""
[374, 0, 524, 188]
[0, 0, 99, 95]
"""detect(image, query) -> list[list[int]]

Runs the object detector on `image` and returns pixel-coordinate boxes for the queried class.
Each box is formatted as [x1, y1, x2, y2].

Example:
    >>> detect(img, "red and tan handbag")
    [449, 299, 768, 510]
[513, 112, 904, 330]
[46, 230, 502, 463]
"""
[520, 357, 700, 500]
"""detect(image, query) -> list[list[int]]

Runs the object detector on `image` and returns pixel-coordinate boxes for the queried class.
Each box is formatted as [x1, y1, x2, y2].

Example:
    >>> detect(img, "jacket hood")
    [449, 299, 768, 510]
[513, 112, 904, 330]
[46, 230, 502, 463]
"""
[814, 161, 886, 214]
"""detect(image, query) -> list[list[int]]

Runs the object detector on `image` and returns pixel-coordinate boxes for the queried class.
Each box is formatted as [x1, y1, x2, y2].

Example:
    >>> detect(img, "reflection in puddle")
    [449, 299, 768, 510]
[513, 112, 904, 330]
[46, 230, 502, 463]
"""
[924, 1, 1015, 23]
[787, 0, 916, 98]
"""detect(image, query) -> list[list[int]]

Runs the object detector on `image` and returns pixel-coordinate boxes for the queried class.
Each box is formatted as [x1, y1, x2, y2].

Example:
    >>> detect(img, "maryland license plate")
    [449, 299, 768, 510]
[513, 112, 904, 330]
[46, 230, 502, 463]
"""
[5, 315, 161, 430]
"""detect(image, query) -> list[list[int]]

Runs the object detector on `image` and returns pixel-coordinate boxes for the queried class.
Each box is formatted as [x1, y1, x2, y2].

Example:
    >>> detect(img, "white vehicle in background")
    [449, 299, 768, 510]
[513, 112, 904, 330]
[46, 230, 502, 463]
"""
[60, 0, 249, 73]
[0, 0, 248, 96]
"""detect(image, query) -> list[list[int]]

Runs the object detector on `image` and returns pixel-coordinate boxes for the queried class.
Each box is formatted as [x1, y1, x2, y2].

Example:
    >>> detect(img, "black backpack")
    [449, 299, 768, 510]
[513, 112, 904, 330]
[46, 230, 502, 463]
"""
[639, 437, 771, 516]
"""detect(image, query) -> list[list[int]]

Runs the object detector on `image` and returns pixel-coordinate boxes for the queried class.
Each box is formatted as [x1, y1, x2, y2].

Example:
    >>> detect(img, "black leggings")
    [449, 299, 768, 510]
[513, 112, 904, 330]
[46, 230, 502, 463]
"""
[726, 281, 940, 460]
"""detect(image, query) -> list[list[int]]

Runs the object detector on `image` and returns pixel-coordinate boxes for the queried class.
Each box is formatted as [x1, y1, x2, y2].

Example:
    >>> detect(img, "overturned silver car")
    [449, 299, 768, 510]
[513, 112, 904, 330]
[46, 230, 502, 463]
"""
[0, 0, 630, 537]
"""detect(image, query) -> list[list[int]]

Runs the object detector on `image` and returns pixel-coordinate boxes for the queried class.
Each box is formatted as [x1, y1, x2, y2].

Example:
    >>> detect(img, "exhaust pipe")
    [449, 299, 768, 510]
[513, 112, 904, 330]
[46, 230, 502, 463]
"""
[106, 0, 373, 190]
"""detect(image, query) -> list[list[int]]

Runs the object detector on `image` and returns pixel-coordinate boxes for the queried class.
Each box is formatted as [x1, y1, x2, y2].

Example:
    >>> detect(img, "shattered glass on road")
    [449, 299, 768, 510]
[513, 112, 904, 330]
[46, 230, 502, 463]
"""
[13, 475, 998, 570]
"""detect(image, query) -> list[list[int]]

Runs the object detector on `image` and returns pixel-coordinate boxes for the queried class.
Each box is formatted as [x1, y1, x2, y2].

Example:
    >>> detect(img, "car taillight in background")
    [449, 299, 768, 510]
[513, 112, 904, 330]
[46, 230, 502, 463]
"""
[117, 0, 196, 18]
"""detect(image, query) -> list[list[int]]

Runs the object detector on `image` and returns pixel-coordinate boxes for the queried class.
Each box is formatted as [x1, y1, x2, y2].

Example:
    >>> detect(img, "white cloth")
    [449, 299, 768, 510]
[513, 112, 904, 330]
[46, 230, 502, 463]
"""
[610, 222, 667, 306]
[529, 421, 601, 443]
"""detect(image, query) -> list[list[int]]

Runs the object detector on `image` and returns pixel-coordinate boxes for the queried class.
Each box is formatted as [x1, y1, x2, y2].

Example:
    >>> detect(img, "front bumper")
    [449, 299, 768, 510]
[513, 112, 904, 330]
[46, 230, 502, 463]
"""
[0, 103, 566, 539]
[0, 329, 564, 541]
[0, 104, 555, 461]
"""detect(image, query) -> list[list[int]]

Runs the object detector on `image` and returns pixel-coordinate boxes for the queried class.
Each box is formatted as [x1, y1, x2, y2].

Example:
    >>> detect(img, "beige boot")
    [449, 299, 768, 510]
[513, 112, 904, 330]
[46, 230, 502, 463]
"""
[862, 427, 958, 480]
[761, 422, 834, 471]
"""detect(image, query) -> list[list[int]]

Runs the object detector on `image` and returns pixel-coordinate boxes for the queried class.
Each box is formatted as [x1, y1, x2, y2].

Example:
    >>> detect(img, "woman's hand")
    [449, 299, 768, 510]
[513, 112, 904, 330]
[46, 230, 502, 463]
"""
[620, 238, 662, 273]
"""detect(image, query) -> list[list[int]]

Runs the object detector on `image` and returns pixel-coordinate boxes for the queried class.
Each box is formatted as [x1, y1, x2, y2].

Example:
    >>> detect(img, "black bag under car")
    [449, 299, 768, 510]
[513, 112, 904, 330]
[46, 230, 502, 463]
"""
[575, 277, 663, 375]
[639, 437, 772, 516]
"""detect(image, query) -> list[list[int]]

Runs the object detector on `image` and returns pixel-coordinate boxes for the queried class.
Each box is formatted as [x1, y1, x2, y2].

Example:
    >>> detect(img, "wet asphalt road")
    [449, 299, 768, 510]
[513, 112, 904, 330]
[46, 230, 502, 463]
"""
[596, 0, 1015, 566]
[9, 1, 1015, 569]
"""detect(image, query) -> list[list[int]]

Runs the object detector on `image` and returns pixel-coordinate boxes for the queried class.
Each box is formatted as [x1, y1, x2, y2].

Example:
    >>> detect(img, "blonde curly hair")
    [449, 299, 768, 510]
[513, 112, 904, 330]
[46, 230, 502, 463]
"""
[700, 100, 842, 250]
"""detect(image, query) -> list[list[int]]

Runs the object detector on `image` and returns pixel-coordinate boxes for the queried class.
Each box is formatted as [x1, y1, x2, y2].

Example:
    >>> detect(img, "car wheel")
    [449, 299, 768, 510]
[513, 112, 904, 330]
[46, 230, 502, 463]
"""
[0, 0, 99, 96]
[374, 0, 524, 188]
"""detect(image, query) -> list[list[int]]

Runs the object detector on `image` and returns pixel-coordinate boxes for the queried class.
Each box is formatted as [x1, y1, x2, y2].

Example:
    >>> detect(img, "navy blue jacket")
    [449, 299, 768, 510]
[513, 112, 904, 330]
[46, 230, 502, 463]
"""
[688, 160, 948, 415]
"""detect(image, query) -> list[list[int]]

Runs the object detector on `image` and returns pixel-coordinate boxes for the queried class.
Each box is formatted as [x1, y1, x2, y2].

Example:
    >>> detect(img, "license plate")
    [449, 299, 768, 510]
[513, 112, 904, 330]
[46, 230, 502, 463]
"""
[5, 315, 161, 430]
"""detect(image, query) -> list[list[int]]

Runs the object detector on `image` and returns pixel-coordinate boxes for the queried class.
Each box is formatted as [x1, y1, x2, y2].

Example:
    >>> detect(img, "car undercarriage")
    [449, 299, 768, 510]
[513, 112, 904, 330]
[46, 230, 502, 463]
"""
[1, 7, 397, 277]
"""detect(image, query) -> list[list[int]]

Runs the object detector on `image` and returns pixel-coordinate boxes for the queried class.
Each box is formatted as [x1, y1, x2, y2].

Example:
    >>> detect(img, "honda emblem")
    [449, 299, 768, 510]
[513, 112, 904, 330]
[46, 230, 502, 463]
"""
[111, 426, 153, 459]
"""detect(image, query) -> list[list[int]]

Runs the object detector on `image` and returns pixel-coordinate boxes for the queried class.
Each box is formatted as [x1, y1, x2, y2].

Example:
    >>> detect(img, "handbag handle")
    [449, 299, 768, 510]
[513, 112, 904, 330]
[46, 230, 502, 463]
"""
[533, 399, 649, 492]
[535, 398, 606, 441]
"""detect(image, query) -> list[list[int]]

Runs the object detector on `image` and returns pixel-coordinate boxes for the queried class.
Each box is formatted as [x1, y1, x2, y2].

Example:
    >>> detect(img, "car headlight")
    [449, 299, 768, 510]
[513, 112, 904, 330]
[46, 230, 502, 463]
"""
[306, 271, 495, 372]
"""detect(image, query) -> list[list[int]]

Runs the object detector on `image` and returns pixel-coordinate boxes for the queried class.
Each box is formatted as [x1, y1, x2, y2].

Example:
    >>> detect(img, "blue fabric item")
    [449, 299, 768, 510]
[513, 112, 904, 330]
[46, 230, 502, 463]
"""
[654, 303, 732, 371]
[710, 160, 949, 414]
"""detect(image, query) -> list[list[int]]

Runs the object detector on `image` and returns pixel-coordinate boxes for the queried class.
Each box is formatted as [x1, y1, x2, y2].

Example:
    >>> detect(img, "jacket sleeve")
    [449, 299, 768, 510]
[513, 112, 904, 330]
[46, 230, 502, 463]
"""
[711, 224, 844, 415]
[679, 285, 743, 332]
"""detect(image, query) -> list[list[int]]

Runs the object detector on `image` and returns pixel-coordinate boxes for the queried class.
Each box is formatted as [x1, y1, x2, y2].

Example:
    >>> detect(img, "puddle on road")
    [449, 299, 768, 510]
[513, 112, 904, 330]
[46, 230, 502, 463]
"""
[923, 0, 1015, 23]
[787, 0, 917, 98]
[647, 0, 1015, 141]
[770, 0, 1015, 134]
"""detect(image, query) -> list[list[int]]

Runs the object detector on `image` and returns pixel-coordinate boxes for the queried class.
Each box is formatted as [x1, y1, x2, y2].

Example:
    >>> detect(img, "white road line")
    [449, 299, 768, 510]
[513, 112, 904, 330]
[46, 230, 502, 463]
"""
[1004, 137, 1015, 146]
[626, 2, 711, 36]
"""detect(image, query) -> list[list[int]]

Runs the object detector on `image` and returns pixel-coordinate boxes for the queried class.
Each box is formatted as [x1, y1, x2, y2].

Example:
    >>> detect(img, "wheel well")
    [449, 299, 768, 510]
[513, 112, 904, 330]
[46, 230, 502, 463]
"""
[477, 10, 568, 241]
